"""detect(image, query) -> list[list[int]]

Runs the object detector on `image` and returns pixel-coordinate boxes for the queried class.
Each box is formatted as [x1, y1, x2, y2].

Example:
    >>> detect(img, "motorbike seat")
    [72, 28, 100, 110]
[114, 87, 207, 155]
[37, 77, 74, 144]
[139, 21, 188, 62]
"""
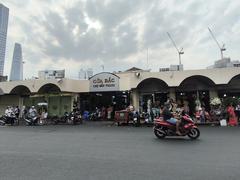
[164, 119, 176, 126]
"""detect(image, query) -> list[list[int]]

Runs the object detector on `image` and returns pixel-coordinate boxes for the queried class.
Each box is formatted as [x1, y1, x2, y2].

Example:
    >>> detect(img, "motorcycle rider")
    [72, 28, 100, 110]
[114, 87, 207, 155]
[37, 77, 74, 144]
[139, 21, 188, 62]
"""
[5, 106, 14, 125]
[28, 106, 38, 118]
[162, 102, 182, 135]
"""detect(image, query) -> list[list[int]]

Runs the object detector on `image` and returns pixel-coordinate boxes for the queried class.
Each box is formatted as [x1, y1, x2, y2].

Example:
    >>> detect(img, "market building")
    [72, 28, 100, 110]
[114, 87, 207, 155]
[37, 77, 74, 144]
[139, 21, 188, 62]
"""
[0, 67, 240, 117]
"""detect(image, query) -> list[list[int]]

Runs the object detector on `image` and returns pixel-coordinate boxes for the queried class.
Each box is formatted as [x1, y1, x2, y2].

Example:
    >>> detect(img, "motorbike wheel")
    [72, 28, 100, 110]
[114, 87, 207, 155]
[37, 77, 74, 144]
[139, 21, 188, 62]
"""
[38, 119, 45, 126]
[73, 119, 77, 125]
[154, 127, 166, 139]
[0, 121, 5, 126]
[67, 118, 73, 125]
[187, 128, 200, 140]
[25, 122, 30, 126]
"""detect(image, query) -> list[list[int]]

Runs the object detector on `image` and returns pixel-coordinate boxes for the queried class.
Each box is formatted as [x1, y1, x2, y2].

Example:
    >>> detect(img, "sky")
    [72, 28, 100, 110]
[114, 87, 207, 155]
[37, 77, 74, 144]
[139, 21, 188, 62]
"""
[1, 0, 240, 79]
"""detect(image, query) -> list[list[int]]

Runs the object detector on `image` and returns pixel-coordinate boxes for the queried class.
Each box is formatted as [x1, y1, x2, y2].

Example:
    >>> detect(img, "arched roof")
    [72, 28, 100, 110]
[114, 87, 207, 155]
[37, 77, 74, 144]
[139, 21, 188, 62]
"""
[178, 75, 215, 91]
[228, 74, 240, 84]
[137, 78, 169, 93]
[38, 83, 61, 94]
[10, 85, 31, 95]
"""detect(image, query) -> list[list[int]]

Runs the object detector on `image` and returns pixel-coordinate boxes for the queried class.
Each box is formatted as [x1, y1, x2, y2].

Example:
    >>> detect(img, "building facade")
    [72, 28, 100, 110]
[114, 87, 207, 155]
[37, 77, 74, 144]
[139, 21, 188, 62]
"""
[0, 67, 240, 116]
[0, 4, 9, 76]
[10, 43, 23, 81]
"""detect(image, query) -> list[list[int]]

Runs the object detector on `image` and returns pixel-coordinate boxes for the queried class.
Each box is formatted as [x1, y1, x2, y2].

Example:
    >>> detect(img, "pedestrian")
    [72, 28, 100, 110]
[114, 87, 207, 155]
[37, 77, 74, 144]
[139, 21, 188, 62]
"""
[21, 106, 27, 119]
[235, 104, 240, 121]
[5, 106, 14, 125]
[227, 103, 238, 126]
[200, 107, 206, 123]
[107, 105, 113, 120]
[14, 106, 20, 119]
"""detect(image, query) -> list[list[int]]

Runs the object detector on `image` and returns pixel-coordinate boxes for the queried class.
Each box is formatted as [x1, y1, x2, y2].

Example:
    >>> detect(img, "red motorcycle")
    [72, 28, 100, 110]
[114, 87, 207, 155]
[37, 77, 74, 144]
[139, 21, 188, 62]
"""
[153, 114, 200, 140]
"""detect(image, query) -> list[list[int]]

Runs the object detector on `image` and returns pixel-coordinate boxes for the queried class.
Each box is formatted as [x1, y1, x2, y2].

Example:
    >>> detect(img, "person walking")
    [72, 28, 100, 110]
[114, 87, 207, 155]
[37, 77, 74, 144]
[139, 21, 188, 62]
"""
[227, 103, 238, 126]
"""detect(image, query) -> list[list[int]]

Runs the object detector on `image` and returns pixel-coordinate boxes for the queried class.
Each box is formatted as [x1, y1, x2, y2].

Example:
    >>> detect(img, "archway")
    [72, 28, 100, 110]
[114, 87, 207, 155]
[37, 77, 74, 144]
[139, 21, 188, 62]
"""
[218, 74, 240, 98]
[10, 85, 31, 96]
[38, 83, 61, 94]
[177, 75, 216, 114]
[137, 78, 169, 112]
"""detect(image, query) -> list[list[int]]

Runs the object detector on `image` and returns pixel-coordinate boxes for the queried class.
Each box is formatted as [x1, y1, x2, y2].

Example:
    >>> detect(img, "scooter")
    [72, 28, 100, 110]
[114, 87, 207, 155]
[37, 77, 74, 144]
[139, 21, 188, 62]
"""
[129, 111, 140, 126]
[153, 114, 200, 140]
[51, 112, 69, 125]
[0, 113, 18, 126]
[67, 111, 82, 125]
[25, 115, 39, 126]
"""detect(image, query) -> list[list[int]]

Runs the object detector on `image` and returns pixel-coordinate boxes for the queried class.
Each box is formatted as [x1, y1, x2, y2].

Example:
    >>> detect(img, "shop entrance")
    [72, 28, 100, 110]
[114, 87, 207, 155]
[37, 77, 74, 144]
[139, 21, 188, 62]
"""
[176, 91, 210, 116]
[137, 78, 169, 113]
[141, 93, 168, 112]
[177, 75, 215, 115]
[218, 74, 240, 99]
[80, 91, 130, 113]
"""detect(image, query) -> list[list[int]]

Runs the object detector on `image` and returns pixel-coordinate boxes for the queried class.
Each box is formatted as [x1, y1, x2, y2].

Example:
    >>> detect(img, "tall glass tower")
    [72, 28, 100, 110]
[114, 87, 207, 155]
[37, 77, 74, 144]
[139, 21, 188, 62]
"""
[0, 4, 9, 76]
[10, 43, 23, 81]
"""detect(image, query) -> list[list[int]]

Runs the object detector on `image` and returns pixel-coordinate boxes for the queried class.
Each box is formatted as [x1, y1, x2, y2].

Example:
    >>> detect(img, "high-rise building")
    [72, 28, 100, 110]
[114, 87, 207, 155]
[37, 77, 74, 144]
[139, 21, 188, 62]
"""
[0, 4, 9, 76]
[86, 68, 93, 78]
[78, 68, 93, 79]
[10, 43, 23, 81]
[78, 69, 86, 80]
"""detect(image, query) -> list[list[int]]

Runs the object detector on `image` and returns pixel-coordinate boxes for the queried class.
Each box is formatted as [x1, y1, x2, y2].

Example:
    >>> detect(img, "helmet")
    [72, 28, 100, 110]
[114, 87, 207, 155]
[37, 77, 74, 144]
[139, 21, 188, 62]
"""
[31, 106, 35, 108]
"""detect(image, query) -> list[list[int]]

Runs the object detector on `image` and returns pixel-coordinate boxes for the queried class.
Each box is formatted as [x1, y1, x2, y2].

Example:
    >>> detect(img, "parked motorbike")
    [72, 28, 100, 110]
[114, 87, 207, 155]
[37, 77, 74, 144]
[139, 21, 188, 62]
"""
[143, 112, 150, 123]
[51, 113, 69, 125]
[67, 111, 82, 125]
[129, 111, 140, 126]
[153, 114, 200, 140]
[25, 115, 39, 126]
[0, 113, 18, 126]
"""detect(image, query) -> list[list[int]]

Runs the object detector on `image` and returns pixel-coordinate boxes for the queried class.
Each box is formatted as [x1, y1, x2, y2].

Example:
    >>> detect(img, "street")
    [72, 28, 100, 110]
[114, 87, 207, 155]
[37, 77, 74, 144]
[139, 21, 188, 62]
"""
[0, 124, 240, 180]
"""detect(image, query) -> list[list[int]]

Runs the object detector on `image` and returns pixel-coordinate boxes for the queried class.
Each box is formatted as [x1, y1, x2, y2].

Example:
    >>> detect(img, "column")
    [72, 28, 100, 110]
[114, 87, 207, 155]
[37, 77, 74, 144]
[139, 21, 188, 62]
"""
[19, 96, 24, 109]
[169, 88, 176, 102]
[131, 89, 140, 111]
[71, 93, 79, 111]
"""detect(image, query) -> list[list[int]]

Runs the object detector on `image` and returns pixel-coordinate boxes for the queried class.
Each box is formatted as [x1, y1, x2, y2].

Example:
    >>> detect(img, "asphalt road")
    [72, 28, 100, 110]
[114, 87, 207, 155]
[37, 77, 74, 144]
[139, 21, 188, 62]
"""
[0, 123, 240, 180]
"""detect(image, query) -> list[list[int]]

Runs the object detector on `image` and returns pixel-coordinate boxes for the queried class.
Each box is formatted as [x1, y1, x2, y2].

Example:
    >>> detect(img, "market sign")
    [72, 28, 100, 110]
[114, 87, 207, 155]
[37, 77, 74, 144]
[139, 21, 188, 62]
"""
[89, 72, 120, 92]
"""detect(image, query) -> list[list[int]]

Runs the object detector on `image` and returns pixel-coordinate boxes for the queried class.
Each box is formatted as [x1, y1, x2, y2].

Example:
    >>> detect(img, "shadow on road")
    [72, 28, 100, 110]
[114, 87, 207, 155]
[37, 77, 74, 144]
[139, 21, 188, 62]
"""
[153, 137, 202, 145]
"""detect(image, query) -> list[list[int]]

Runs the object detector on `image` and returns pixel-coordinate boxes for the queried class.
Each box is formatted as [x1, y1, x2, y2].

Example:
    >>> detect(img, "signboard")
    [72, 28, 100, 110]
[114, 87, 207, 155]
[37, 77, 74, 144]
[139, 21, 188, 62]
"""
[89, 72, 120, 92]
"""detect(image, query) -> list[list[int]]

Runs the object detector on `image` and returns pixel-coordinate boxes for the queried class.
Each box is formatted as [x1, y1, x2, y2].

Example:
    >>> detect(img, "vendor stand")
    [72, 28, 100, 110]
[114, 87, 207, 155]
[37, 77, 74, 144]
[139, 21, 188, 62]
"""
[114, 110, 129, 126]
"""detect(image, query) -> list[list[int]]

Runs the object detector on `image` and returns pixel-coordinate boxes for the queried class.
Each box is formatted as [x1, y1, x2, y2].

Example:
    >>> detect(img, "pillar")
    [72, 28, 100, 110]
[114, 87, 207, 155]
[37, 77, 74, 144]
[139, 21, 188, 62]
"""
[71, 93, 79, 111]
[19, 96, 24, 109]
[131, 89, 140, 111]
[169, 88, 176, 102]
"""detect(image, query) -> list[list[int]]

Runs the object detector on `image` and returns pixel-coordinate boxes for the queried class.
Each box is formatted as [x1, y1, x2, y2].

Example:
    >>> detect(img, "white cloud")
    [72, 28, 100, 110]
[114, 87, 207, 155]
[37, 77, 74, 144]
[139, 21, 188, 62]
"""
[1, 0, 240, 79]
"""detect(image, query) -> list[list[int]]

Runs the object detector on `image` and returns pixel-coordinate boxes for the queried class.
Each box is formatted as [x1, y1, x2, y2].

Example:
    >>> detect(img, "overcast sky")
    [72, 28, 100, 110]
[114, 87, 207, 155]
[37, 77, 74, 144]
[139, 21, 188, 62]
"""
[2, 0, 240, 79]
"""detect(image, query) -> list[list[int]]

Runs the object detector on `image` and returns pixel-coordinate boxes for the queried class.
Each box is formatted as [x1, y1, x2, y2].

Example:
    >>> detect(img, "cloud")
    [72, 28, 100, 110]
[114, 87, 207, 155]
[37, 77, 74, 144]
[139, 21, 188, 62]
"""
[1, 0, 240, 79]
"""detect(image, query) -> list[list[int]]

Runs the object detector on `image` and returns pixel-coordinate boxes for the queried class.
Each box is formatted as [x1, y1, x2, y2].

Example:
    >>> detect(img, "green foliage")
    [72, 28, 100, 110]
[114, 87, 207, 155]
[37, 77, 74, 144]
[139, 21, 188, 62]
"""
[222, 97, 240, 107]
